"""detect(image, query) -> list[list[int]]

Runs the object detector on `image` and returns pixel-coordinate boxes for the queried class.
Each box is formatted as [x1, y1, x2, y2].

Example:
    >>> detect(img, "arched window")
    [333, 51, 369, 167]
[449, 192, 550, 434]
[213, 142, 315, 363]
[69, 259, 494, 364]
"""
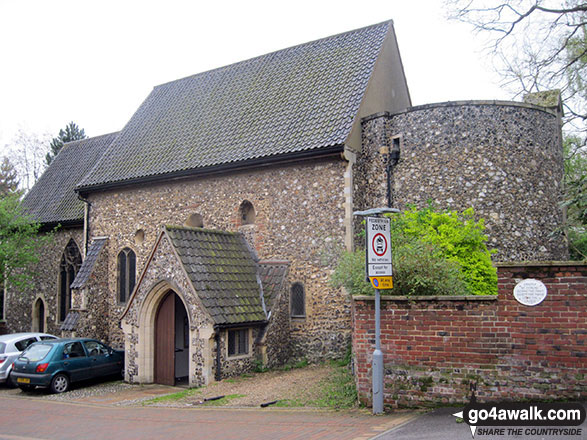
[239, 200, 255, 225]
[33, 298, 45, 332]
[59, 240, 82, 322]
[118, 248, 136, 303]
[290, 282, 305, 318]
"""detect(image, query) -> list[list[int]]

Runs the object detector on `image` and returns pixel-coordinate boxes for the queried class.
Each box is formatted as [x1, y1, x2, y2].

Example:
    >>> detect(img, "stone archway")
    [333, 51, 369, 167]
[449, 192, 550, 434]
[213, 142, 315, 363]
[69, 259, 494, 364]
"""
[135, 281, 192, 385]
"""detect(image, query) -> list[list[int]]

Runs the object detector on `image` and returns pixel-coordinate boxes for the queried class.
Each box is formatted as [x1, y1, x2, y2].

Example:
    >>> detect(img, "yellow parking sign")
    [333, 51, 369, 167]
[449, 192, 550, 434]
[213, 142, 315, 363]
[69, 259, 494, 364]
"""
[369, 276, 393, 290]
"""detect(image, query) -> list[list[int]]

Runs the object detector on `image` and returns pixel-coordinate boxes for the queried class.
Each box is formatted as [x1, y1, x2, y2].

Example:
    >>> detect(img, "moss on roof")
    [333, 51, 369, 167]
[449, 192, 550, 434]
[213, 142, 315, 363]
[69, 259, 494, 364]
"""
[77, 21, 392, 190]
[165, 226, 267, 325]
[20, 133, 118, 225]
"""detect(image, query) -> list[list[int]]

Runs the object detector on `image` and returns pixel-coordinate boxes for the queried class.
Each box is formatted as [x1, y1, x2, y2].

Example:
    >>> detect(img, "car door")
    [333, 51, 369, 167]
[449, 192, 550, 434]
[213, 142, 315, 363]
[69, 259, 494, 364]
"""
[61, 342, 92, 382]
[84, 341, 119, 378]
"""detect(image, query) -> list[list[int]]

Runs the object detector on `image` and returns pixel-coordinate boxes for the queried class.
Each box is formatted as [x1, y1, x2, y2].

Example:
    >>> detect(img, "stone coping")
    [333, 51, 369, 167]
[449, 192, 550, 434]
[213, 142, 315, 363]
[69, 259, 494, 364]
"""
[352, 295, 497, 302]
[362, 99, 557, 123]
[495, 261, 587, 268]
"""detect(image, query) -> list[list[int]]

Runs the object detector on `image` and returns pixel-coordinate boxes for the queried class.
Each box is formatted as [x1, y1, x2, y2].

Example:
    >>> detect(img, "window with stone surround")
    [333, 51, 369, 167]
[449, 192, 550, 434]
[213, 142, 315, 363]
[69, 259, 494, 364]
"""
[239, 200, 255, 225]
[117, 248, 136, 304]
[227, 328, 250, 358]
[290, 282, 305, 318]
[58, 239, 82, 322]
[185, 213, 204, 228]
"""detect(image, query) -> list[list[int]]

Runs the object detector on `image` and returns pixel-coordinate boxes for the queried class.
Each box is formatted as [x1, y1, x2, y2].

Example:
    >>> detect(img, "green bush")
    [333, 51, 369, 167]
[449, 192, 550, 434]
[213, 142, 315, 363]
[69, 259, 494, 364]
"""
[331, 204, 497, 296]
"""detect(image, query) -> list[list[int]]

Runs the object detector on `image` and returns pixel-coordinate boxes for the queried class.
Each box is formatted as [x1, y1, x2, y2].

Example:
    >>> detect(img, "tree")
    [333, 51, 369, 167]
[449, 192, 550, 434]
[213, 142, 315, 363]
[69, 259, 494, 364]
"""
[0, 193, 49, 292]
[0, 157, 19, 196]
[331, 205, 497, 296]
[447, 0, 587, 259]
[7, 129, 50, 192]
[447, 0, 586, 141]
[45, 122, 86, 166]
[563, 135, 587, 259]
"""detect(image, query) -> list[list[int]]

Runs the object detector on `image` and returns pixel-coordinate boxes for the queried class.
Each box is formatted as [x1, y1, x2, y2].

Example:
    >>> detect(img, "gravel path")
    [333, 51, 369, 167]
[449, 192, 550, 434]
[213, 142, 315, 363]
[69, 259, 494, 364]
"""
[170, 364, 334, 407]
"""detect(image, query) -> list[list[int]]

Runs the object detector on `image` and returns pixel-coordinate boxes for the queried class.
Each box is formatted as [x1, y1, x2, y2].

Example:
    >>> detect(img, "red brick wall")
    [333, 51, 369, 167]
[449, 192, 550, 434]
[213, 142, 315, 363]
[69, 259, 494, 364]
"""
[352, 262, 587, 408]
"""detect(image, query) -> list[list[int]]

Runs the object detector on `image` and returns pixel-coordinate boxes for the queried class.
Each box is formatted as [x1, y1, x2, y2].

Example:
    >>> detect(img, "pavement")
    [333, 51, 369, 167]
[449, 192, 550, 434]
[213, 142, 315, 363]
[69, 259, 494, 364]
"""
[0, 384, 422, 440]
[3, 385, 583, 439]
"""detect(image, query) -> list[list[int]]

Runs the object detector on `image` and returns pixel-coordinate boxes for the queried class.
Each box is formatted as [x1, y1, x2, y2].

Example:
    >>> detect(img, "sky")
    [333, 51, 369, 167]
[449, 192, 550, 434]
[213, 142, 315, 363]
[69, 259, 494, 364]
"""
[0, 0, 509, 155]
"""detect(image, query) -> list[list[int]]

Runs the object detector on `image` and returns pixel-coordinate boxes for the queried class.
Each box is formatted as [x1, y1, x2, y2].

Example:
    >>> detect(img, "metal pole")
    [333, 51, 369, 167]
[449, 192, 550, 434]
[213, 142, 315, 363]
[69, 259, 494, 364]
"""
[372, 288, 384, 414]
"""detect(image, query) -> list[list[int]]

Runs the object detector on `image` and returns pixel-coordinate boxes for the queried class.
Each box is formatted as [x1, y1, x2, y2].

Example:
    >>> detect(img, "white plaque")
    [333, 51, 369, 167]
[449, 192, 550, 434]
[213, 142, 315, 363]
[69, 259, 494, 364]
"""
[513, 279, 548, 306]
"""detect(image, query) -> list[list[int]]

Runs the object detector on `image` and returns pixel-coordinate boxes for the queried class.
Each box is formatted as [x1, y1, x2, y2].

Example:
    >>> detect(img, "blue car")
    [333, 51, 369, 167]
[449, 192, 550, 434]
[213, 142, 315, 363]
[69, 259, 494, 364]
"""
[11, 338, 124, 393]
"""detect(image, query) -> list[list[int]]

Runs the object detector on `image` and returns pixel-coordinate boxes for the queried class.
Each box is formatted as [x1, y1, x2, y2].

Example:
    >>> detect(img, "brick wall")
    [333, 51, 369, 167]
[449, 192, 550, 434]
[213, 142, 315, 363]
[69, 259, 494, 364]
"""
[352, 262, 586, 408]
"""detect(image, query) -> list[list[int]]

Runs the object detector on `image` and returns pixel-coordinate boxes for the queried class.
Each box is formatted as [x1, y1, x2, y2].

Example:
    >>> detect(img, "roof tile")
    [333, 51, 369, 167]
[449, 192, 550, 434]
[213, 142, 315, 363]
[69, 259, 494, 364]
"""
[78, 21, 391, 190]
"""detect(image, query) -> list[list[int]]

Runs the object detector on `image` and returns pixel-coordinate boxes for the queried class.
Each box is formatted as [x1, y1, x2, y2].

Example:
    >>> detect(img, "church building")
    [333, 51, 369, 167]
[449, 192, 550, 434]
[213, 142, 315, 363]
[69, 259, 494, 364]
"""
[2, 20, 566, 387]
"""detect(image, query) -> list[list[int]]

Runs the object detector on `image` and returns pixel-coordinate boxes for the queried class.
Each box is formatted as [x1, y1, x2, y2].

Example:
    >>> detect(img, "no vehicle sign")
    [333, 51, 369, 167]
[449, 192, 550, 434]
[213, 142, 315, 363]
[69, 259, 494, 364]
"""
[366, 217, 393, 280]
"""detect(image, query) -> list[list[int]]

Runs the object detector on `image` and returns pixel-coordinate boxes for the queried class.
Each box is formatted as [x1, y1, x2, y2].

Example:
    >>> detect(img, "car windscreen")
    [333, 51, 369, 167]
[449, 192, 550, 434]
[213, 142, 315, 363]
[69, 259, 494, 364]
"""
[0, 342, 5, 354]
[18, 343, 53, 362]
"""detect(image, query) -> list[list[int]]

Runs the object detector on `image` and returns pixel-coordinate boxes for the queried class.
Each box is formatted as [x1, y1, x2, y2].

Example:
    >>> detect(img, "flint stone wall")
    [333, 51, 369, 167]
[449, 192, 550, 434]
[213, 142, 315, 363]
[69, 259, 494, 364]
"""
[122, 234, 213, 387]
[88, 158, 349, 362]
[4, 227, 84, 336]
[67, 241, 111, 344]
[263, 273, 292, 368]
[357, 101, 567, 261]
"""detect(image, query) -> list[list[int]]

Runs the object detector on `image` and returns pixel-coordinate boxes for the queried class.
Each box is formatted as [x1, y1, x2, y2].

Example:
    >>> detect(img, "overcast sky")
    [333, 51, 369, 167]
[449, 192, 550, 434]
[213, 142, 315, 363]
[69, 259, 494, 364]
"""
[0, 0, 509, 153]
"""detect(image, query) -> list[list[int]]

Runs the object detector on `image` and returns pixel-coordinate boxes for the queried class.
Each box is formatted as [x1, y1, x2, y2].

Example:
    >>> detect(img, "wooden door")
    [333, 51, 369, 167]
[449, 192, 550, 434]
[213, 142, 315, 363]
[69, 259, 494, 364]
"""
[155, 291, 175, 385]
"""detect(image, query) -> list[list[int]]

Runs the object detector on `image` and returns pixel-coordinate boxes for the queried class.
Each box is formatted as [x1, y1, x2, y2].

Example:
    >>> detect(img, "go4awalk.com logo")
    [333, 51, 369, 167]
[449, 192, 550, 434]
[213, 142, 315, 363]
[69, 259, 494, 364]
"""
[453, 387, 585, 438]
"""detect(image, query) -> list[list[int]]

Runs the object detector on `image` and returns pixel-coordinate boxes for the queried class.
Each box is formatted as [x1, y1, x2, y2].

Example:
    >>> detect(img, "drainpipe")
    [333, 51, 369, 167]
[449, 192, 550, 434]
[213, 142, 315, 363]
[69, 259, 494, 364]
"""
[77, 193, 91, 256]
[386, 137, 401, 208]
[214, 329, 222, 381]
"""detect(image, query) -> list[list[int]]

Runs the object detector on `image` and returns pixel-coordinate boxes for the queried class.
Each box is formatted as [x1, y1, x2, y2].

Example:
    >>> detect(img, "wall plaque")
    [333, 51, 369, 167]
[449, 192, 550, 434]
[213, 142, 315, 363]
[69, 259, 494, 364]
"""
[513, 279, 548, 306]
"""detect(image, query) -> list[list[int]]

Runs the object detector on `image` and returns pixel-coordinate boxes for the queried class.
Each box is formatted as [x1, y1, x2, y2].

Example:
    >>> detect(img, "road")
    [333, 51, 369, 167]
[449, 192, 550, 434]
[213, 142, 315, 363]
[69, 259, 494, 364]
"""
[0, 394, 418, 440]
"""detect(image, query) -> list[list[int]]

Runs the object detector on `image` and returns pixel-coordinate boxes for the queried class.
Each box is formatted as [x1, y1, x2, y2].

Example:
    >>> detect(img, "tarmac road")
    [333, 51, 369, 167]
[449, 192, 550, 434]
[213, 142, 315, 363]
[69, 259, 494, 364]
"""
[0, 393, 418, 440]
[377, 407, 587, 440]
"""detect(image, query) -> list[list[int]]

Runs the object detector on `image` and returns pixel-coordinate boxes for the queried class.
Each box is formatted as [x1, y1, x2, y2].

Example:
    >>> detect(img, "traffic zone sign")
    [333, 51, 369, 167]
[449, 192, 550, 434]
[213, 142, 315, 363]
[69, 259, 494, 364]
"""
[366, 217, 393, 289]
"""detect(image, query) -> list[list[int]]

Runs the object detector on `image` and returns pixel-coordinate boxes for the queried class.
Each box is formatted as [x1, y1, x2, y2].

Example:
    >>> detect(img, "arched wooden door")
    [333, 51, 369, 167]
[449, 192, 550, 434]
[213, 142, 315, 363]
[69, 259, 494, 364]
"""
[154, 291, 175, 385]
[154, 291, 189, 386]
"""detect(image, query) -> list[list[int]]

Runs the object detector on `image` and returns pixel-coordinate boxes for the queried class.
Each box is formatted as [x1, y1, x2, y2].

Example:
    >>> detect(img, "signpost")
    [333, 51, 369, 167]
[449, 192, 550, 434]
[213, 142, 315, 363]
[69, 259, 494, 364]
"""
[365, 215, 393, 414]
[354, 208, 398, 415]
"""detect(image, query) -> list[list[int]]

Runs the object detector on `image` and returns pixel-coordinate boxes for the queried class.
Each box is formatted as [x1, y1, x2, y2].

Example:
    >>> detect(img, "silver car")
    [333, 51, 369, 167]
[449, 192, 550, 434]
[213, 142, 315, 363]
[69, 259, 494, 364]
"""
[0, 333, 58, 386]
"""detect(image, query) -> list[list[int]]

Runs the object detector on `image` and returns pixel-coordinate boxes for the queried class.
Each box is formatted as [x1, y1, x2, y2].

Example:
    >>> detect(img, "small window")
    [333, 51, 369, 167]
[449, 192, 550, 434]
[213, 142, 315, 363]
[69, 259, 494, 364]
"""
[227, 329, 249, 357]
[185, 213, 204, 228]
[239, 201, 255, 225]
[134, 229, 145, 245]
[118, 248, 136, 303]
[291, 283, 305, 317]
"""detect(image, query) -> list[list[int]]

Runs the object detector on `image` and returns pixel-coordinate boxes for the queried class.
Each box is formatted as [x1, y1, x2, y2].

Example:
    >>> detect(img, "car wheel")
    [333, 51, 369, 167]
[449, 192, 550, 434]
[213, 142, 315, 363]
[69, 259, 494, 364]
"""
[50, 374, 70, 394]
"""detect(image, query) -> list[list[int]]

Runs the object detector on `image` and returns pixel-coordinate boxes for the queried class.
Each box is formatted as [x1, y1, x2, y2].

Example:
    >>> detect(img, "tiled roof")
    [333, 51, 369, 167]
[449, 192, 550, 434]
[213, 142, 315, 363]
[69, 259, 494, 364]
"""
[60, 311, 80, 331]
[71, 237, 108, 289]
[258, 261, 289, 313]
[77, 21, 392, 190]
[21, 133, 118, 225]
[165, 226, 267, 325]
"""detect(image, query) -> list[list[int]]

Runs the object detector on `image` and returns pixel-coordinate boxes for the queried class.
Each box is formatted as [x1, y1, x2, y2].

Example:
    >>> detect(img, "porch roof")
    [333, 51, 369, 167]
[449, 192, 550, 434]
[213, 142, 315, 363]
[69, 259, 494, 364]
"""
[165, 226, 267, 325]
